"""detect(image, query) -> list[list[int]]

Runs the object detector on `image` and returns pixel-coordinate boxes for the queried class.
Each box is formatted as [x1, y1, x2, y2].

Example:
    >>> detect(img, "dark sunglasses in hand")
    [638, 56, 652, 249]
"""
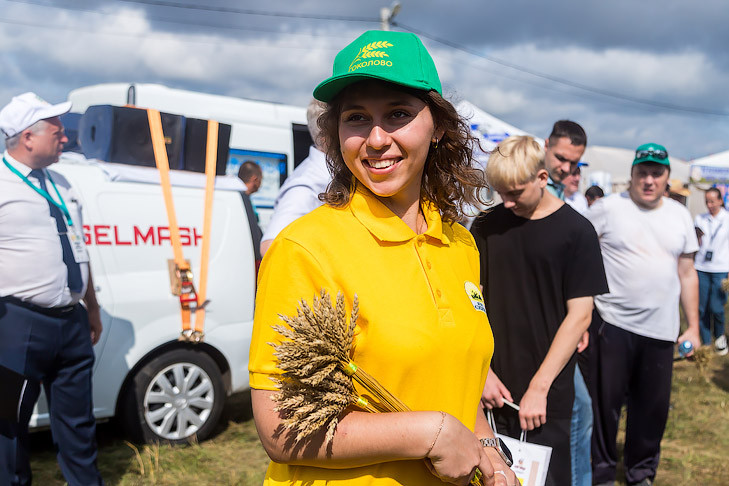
[636, 149, 668, 160]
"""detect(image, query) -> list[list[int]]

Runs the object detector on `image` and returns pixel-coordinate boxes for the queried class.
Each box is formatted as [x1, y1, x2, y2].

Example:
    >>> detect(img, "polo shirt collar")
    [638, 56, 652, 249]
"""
[2, 151, 34, 177]
[349, 186, 450, 245]
[546, 175, 565, 200]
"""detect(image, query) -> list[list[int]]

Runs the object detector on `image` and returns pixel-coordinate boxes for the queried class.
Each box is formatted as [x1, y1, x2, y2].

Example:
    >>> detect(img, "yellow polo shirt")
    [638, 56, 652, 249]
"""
[249, 188, 494, 486]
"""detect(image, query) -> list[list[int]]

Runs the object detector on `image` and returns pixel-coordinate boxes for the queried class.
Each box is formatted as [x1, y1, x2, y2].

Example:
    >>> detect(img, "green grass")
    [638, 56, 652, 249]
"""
[29, 353, 729, 485]
[29, 392, 270, 485]
[655, 349, 729, 484]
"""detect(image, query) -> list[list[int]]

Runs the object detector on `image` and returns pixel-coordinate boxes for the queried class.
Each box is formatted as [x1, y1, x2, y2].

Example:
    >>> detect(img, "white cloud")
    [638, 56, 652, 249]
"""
[488, 43, 723, 103]
[0, 0, 727, 159]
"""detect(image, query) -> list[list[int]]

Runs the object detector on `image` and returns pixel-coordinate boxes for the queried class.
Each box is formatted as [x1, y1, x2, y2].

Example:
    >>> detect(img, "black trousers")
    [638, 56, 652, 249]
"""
[0, 300, 103, 486]
[492, 406, 571, 486]
[589, 313, 674, 485]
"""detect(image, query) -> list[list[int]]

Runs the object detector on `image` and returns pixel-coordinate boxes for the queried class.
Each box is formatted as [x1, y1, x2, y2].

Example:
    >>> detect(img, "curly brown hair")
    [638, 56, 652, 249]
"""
[317, 83, 488, 224]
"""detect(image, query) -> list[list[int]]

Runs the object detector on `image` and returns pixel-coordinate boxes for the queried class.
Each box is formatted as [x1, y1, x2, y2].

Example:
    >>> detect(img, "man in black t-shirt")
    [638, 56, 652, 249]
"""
[471, 135, 608, 486]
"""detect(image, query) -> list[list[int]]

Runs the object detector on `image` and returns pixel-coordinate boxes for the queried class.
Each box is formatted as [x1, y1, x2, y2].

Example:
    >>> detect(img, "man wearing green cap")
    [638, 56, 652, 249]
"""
[586, 143, 700, 486]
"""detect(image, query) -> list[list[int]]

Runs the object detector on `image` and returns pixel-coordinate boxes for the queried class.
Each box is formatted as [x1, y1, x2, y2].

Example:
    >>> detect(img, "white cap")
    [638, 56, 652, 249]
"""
[0, 92, 72, 138]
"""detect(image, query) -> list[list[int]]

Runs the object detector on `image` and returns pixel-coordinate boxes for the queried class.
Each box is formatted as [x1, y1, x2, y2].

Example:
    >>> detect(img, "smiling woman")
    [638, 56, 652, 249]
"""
[335, 82, 438, 224]
[247, 29, 519, 486]
[319, 81, 486, 227]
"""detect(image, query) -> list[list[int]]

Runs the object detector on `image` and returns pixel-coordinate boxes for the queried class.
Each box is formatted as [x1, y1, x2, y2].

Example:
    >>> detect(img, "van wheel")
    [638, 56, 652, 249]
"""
[121, 348, 225, 444]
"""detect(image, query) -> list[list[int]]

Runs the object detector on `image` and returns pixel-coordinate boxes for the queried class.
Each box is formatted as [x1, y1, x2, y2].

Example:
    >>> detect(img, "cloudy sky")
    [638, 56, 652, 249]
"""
[1, 0, 728, 160]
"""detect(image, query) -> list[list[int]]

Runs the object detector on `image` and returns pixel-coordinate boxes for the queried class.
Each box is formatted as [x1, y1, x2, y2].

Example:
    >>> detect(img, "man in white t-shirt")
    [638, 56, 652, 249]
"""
[587, 143, 700, 486]
[694, 187, 729, 355]
[259, 99, 330, 256]
[564, 162, 589, 215]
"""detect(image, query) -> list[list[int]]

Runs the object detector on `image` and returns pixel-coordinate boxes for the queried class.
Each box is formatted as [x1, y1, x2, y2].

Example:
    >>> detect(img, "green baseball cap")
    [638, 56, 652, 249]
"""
[313, 30, 442, 102]
[633, 142, 670, 166]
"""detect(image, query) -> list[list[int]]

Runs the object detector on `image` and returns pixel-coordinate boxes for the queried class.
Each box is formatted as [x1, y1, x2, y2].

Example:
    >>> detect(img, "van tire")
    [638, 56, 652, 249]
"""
[120, 348, 225, 444]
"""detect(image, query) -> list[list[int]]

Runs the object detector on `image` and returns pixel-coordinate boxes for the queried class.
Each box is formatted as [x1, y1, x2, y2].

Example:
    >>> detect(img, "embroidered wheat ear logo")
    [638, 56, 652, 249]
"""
[348, 41, 394, 72]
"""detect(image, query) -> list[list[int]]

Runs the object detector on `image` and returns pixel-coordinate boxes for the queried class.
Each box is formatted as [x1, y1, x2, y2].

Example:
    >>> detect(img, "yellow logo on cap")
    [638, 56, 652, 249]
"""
[349, 41, 394, 72]
[464, 281, 486, 313]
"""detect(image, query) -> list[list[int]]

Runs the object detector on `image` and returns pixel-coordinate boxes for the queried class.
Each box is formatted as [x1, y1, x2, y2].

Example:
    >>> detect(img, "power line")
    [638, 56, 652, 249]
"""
[4, 0, 367, 38]
[445, 53, 676, 118]
[0, 16, 340, 50]
[395, 21, 729, 117]
[3, 0, 726, 117]
[0, 0, 358, 42]
[114, 1, 728, 116]
[115, 0, 377, 23]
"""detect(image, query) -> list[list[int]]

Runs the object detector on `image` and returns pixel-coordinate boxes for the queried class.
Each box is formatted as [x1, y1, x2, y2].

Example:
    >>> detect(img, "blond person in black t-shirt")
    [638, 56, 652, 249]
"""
[471, 135, 608, 486]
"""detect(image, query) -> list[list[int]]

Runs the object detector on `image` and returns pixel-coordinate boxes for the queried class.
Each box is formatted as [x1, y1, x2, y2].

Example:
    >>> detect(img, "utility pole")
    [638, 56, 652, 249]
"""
[380, 2, 401, 31]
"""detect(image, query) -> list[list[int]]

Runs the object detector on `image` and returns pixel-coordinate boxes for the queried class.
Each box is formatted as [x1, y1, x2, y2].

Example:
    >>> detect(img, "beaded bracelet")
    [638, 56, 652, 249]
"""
[426, 411, 446, 457]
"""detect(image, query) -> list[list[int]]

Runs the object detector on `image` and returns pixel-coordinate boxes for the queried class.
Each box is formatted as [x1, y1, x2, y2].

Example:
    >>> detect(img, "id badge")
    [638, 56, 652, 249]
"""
[705, 251, 714, 262]
[68, 227, 90, 263]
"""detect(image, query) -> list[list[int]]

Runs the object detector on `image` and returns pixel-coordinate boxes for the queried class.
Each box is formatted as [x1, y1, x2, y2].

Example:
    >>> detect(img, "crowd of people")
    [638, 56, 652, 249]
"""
[0, 28, 724, 486]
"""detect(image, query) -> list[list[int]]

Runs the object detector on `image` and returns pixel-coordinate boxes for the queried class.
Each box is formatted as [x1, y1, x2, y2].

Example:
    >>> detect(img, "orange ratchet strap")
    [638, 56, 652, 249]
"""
[148, 110, 217, 343]
[193, 120, 218, 336]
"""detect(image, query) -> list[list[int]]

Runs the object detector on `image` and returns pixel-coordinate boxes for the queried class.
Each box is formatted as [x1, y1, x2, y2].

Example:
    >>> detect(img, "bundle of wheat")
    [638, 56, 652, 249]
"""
[269, 290, 368, 443]
[269, 289, 485, 486]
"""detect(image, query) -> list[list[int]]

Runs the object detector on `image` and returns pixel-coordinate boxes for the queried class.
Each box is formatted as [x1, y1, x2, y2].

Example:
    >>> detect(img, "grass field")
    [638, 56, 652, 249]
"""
[29, 350, 729, 485]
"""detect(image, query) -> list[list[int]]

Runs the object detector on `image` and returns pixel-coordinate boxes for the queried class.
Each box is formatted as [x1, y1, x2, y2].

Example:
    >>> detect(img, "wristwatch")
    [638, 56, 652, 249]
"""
[480, 437, 514, 467]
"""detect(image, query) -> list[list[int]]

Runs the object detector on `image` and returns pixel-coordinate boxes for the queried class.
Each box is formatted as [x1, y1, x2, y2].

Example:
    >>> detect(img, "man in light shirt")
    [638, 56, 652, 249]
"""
[564, 163, 589, 215]
[694, 187, 729, 355]
[260, 99, 330, 256]
[588, 143, 700, 486]
[0, 93, 104, 485]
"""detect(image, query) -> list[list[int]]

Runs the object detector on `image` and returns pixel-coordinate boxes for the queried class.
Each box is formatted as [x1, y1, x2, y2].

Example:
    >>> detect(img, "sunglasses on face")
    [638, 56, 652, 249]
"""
[635, 149, 668, 160]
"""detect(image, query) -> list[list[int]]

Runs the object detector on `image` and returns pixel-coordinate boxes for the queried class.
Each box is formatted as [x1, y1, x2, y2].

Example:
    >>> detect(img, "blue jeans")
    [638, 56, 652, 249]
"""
[571, 366, 592, 486]
[698, 270, 727, 344]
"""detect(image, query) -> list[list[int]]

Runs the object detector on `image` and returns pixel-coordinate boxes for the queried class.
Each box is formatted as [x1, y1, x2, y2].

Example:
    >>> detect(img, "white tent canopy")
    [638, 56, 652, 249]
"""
[455, 100, 532, 166]
[689, 149, 729, 184]
[686, 149, 729, 217]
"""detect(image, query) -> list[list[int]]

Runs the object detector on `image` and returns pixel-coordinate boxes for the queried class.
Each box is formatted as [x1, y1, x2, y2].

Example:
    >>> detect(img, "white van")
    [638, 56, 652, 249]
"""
[30, 153, 257, 444]
[67, 83, 310, 229]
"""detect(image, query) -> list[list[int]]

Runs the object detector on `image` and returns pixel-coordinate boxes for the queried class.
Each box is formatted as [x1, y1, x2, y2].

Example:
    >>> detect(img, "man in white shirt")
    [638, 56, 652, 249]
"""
[0, 93, 104, 485]
[260, 99, 330, 256]
[564, 162, 589, 215]
[588, 143, 700, 486]
[694, 187, 729, 355]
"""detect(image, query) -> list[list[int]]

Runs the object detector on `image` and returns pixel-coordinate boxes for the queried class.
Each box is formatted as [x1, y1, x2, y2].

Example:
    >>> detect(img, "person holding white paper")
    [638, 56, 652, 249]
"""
[471, 135, 608, 486]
